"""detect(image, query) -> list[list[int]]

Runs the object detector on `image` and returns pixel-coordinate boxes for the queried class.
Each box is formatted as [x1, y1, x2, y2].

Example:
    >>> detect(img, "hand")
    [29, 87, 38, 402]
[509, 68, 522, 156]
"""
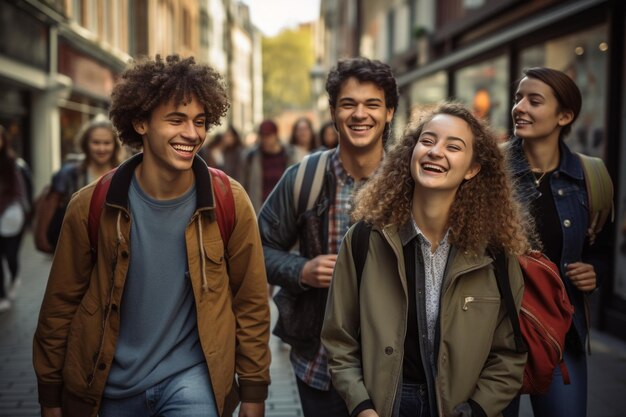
[452, 402, 472, 417]
[565, 262, 597, 292]
[41, 406, 62, 417]
[300, 254, 338, 288]
[238, 401, 265, 417]
[357, 409, 380, 417]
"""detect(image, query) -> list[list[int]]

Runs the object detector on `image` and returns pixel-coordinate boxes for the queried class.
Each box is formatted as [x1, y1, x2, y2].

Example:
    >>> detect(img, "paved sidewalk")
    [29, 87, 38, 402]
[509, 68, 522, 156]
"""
[1, 232, 625, 416]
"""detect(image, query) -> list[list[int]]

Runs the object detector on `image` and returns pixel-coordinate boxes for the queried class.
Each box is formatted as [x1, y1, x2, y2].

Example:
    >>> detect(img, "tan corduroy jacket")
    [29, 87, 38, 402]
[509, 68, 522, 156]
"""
[33, 155, 271, 417]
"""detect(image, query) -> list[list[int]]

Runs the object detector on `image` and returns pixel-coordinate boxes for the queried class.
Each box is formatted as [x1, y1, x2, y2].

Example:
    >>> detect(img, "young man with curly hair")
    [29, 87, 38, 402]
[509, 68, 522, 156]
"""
[33, 55, 270, 417]
[258, 57, 398, 417]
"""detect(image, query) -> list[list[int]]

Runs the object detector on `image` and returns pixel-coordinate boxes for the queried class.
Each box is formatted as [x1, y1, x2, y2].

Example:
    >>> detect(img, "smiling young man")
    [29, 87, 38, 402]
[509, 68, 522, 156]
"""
[258, 57, 398, 417]
[33, 55, 270, 417]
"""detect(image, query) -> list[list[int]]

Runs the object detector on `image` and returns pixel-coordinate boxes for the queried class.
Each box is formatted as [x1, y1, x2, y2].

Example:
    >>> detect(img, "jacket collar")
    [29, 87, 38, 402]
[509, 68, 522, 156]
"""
[106, 153, 215, 210]
[508, 136, 584, 180]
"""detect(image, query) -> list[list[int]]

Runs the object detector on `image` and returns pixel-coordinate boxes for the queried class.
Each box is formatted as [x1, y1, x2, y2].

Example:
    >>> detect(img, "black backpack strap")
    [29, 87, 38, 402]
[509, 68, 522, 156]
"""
[491, 250, 527, 353]
[351, 221, 371, 291]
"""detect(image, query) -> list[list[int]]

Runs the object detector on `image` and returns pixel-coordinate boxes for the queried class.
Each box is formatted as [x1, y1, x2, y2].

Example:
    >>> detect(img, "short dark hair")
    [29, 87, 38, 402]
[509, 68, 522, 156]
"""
[325, 57, 399, 111]
[522, 67, 582, 138]
[109, 55, 230, 148]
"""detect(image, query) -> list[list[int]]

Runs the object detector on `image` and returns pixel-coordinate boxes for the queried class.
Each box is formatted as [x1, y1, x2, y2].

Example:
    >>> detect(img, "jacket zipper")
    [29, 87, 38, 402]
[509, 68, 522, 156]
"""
[462, 296, 500, 310]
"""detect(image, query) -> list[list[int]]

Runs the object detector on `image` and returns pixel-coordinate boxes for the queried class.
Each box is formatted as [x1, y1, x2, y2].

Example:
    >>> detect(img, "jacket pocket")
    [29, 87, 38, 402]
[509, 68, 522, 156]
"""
[462, 295, 500, 311]
[202, 236, 227, 290]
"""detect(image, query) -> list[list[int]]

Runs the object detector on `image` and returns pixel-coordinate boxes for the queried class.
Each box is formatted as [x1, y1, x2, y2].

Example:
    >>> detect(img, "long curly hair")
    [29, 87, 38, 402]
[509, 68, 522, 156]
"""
[109, 54, 230, 148]
[352, 102, 534, 255]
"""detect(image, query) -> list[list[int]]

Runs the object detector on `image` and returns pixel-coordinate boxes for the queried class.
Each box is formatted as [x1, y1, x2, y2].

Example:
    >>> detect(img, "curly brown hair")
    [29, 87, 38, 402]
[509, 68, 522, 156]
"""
[109, 54, 230, 148]
[352, 102, 534, 255]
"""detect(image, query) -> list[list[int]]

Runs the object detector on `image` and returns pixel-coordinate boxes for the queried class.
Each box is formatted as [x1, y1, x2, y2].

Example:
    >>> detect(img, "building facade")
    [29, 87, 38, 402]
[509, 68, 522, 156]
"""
[1, 0, 262, 194]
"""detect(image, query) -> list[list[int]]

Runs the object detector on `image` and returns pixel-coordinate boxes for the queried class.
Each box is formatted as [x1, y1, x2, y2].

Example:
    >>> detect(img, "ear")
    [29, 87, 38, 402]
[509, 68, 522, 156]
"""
[386, 107, 395, 123]
[464, 162, 481, 181]
[133, 119, 147, 135]
[557, 110, 574, 127]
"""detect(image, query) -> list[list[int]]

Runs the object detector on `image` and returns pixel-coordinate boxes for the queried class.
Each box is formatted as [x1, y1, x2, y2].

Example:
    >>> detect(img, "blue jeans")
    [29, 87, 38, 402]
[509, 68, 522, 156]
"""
[399, 383, 430, 417]
[295, 377, 349, 417]
[502, 347, 587, 417]
[99, 363, 218, 417]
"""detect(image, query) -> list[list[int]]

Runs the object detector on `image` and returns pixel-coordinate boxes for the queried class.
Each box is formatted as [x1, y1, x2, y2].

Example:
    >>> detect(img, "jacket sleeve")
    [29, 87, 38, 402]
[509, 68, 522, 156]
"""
[321, 227, 372, 414]
[32, 188, 94, 407]
[257, 163, 310, 294]
[470, 254, 527, 416]
[226, 180, 271, 401]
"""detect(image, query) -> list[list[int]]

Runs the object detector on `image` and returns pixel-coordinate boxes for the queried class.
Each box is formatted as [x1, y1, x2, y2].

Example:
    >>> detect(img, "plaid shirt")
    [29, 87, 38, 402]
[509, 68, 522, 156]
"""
[290, 148, 364, 390]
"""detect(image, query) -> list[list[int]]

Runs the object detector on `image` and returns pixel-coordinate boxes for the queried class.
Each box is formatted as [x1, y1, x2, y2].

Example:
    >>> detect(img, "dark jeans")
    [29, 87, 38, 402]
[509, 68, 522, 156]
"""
[0, 233, 22, 298]
[296, 377, 349, 417]
[400, 383, 430, 417]
[502, 347, 588, 417]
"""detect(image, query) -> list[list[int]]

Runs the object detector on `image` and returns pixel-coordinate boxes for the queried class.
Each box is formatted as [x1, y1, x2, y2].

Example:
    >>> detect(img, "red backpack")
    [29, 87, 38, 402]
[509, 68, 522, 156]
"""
[492, 250, 574, 395]
[88, 167, 235, 262]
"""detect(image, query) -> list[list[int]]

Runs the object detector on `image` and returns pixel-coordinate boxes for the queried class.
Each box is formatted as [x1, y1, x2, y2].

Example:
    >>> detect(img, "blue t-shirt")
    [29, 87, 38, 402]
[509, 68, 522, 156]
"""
[104, 176, 205, 398]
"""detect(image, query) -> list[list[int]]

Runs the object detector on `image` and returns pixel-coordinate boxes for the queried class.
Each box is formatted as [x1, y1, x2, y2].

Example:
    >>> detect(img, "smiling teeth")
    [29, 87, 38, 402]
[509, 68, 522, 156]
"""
[351, 126, 370, 131]
[173, 144, 194, 152]
[423, 163, 445, 172]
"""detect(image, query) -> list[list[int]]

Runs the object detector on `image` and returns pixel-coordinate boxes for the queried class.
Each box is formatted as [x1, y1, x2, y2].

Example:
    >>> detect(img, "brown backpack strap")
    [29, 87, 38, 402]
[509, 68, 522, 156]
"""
[576, 153, 614, 244]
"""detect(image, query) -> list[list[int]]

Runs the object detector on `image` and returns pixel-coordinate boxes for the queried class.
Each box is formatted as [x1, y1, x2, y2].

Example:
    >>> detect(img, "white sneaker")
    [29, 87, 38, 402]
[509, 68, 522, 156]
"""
[0, 299, 10, 313]
[8, 277, 21, 300]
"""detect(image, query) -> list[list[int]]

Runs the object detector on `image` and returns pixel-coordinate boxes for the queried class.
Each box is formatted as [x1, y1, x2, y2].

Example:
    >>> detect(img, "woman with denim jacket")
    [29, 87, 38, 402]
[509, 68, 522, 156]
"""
[503, 67, 612, 417]
[322, 102, 534, 417]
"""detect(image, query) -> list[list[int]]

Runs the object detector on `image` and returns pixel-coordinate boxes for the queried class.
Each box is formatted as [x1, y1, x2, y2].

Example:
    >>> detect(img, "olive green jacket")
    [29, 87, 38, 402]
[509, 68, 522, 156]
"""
[321, 223, 526, 417]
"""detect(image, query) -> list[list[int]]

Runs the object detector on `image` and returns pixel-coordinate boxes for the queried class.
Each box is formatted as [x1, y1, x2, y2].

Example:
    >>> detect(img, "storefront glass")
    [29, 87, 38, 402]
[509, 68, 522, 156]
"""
[519, 24, 609, 158]
[409, 70, 447, 121]
[453, 55, 509, 140]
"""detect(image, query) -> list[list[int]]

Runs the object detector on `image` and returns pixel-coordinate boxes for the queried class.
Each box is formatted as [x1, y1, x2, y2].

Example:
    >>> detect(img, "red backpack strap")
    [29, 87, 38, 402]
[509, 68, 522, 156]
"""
[88, 168, 117, 262]
[208, 167, 236, 247]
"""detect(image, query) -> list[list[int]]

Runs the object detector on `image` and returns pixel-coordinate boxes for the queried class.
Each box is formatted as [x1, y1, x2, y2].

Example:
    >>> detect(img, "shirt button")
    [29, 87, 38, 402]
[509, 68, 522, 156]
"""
[557, 189, 564, 196]
[563, 219, 572, 227]
[384, 346, 394, 355]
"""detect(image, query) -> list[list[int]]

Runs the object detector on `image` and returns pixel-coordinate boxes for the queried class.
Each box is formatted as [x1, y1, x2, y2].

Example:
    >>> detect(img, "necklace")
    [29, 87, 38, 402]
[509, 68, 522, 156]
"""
[531, 169, 547, 187]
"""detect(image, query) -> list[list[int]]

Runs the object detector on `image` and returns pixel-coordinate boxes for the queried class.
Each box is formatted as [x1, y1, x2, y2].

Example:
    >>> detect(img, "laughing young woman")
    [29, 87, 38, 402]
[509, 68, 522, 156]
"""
[503, 67, 612, 417]
[322, 102, 534, 417]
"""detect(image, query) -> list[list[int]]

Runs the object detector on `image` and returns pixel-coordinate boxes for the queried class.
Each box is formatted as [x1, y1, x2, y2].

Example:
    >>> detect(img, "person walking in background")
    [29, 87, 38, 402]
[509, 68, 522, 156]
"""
[503, 67, 613, 417]
[318, 120, 339, 150]
[289, 117, 318, 159]
[242, 119, 299, 213]
[321, 102, 532, 417]
[199, 125, 245, 182]
[258, 57, 398, 417]
[33, 116, 121, 253]
[0, 125, 31, 312]
[33, 54, 270, 417]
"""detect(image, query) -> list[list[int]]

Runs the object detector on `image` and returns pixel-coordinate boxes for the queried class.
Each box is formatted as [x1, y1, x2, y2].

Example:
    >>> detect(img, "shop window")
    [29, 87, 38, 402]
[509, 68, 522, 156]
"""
[409, 71, 448, 121]
[453, 55, 509, 140]
[519, 24, 608, 158]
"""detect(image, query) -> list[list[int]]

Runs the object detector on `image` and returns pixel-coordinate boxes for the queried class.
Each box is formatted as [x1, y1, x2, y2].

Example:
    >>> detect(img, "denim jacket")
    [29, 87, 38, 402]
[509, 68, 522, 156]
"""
[507, 137, 608, 351]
